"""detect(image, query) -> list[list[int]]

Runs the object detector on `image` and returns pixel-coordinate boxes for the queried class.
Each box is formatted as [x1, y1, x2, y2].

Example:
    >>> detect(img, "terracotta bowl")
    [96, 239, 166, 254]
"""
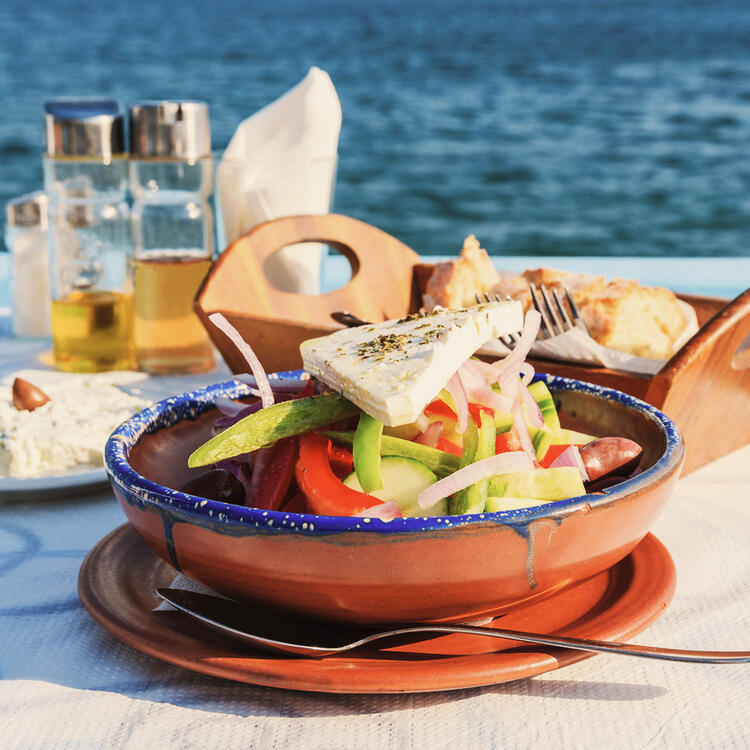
[105, 372, 684, 625]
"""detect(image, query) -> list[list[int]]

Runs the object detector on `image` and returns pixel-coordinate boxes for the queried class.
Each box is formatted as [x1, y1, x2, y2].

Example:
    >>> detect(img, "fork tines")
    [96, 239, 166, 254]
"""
[529, 283, 591, 338]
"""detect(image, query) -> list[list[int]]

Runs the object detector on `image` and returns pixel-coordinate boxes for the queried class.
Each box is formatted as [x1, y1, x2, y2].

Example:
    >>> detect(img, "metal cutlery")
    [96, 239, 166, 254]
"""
[157, 588, 750, 663]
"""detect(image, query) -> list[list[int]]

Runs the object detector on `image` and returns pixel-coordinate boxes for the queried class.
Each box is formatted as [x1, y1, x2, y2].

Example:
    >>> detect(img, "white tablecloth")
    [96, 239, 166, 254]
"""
[1, 264, 749, 749]
[0, 442, 748, 749]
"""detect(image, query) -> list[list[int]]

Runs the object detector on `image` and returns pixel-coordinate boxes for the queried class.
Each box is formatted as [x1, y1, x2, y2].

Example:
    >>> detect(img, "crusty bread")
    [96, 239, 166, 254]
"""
[580, 279, 686, 359]
[423, 239, 687, 359]
[423, 235, 500, 309]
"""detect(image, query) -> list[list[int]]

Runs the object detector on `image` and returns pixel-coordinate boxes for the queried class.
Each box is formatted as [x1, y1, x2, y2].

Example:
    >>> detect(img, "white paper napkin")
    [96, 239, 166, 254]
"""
[216, 67, 342, 295]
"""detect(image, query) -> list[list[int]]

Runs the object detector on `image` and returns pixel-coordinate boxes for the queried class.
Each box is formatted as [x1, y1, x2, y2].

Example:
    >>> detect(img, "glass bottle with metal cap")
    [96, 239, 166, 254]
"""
[5, 191, 50, 338]
[129, 100, 215, 374]
[43, 99, 134, 372]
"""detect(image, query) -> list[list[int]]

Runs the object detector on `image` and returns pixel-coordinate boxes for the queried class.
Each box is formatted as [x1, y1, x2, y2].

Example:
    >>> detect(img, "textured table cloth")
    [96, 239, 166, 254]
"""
[1, 443, 748, 749]
[1, 258, 748, 749]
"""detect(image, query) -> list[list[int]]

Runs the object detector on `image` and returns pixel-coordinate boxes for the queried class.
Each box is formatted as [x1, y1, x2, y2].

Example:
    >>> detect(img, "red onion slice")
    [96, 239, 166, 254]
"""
[235, 373, 309, 394]
[491, 310, 541, 382]
[417, 451, 534, 508]
[414, 412, 430, 433]
[550, 445, 590, 482]
[458, 360, 513, 413]
[519, 362, 535, 388]
[511, 400, 538, 461]
[520, 386, 544, 429]
[415, 420, 443, 447]
[209, 313, 275, 409]
[355, 499, 401, 521]
[214, 396, 251, 418]
[446, 372, 469, 434]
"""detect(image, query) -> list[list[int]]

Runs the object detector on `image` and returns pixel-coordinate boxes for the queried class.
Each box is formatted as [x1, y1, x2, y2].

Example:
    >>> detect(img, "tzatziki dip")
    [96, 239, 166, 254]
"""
[0, 374, 148, 479]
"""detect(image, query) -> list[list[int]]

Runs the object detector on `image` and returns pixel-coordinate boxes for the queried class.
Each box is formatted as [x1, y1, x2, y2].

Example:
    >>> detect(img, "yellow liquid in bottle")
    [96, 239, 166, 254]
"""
[51, 290, 135, 372]
[134, 249, 214, 374]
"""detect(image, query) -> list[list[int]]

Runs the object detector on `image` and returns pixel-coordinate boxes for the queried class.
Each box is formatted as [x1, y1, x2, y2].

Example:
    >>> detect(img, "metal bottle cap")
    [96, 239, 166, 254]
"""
[130, 101, 211, 161]
[5, 191, 49, 229]
[43, 99, 126, 159]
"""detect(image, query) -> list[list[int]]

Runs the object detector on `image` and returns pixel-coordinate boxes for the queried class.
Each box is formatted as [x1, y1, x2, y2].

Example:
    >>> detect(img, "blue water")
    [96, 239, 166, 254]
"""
[2, 0, 750, 258]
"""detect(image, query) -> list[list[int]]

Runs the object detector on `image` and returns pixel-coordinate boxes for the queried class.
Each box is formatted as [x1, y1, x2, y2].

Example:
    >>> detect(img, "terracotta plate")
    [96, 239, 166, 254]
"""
[79, 524, 676, 694]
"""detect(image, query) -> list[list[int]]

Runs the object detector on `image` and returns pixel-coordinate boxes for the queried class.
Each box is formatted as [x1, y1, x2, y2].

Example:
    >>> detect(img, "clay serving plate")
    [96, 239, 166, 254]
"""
[104, 373, 684, 625]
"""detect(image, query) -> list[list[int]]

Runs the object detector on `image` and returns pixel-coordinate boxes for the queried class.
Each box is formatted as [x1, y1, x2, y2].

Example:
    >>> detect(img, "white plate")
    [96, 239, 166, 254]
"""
[0, 468, 110, 503]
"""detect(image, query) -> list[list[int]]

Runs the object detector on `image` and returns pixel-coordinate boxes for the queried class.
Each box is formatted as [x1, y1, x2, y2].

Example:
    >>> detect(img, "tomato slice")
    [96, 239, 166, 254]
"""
[295, 433, 377, 515]
[425, 399, 494, 427]
[436, 436, 462, 456]
[495, 431, 522, 453]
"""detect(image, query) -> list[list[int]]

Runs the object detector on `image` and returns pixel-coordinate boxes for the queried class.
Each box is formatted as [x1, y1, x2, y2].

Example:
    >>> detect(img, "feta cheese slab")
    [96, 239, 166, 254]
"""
[300, 301, 523, 426]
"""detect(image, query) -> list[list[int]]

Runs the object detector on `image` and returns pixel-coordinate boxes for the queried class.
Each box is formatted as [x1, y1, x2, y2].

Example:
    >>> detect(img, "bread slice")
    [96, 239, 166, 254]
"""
[423, 235, 500, 309]
[580, 279, 686, 360]
[423, 243, 687, 359]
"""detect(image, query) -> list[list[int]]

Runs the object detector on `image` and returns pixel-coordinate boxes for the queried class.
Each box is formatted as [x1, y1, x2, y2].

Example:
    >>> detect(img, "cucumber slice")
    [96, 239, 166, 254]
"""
[494, 411, 513, 433]
[527, 381, 560, 429]
[486, 496, 548, 512]
[549, 428, 597, 445]
[322, 431, 460, 477]
[343, 456, 445, 517]
[487, 466, 585, 502]
[531, 426, 552, 462]
[353, 413, 383, 493]
[189, 393, 358, 468]
[449, 412, 495, 515]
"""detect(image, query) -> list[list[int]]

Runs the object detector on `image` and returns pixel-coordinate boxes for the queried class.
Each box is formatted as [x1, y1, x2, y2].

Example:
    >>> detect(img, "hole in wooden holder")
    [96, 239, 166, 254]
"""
[731, 331, 750, 370]
[262, 241, 359, 295]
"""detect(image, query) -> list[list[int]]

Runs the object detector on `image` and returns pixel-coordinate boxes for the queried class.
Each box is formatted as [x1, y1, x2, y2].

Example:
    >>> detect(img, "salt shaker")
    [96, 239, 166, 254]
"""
[129, 100, 214, 374]
[43, 99, 134, 372]
[4, 191, 50, 338]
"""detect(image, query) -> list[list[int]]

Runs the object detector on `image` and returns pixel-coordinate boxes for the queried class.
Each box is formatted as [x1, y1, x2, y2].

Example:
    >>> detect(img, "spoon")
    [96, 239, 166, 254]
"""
[157, 588, 750, 663]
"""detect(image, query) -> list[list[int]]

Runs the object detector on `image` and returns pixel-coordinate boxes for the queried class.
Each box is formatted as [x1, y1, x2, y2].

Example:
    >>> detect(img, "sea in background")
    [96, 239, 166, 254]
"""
[1, 0, 750, 259]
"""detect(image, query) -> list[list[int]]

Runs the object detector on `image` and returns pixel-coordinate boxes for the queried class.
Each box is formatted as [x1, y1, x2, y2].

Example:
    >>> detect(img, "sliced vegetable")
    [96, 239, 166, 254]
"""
[436, 436, 462, 456]
[449, 411, 496, 515]
[249, 436, 299, 511]
[353, 412, 384, 492]
[447, 421, 478, 513]
[549, 445, 589, 481]
[530, 426, 552, 463]
[323, 430, 460, 477]
[344, 456, 444, 516]
[527, 380, 561, 429]
[487, 466, 586, 502]
[189, 393, 359, 468]
[549, 428, 597, 446]
[209, 313, 274, 408]
[418, 450, 534, 509]
[295, 432, 378, 516]
[495, 430, 523, 453]
[485, 496, 548, 512]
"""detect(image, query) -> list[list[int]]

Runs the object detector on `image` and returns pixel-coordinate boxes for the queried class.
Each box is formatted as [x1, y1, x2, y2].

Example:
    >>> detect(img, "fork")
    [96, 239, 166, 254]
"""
[478, 284, 591, 344]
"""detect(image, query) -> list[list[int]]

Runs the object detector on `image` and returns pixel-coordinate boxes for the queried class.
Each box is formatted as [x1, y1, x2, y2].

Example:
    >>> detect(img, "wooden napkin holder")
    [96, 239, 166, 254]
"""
[196, 214, 750, 475]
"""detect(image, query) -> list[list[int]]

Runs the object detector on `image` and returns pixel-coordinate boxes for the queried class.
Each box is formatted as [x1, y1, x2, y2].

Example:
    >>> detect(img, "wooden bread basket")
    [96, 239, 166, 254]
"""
[196, 214, 750, 475]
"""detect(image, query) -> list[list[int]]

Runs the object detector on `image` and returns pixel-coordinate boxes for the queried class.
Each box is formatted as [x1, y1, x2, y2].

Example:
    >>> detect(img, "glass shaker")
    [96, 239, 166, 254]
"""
[43, 99, 134, 372]
[129, 100, 215, 374]
[5, 191, 50, 338]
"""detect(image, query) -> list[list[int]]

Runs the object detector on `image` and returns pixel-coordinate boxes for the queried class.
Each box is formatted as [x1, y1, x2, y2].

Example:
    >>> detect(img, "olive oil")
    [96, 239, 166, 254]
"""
[133, 249, 214, 374]
[51, 290, 135, 372]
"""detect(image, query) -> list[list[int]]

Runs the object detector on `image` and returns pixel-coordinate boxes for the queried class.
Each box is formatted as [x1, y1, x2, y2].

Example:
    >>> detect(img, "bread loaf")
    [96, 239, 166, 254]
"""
[423, 237, 687, 359]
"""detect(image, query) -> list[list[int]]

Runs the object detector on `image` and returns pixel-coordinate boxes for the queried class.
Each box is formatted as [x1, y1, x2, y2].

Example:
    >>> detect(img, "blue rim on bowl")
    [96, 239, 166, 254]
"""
[105, 371, 684, 536]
